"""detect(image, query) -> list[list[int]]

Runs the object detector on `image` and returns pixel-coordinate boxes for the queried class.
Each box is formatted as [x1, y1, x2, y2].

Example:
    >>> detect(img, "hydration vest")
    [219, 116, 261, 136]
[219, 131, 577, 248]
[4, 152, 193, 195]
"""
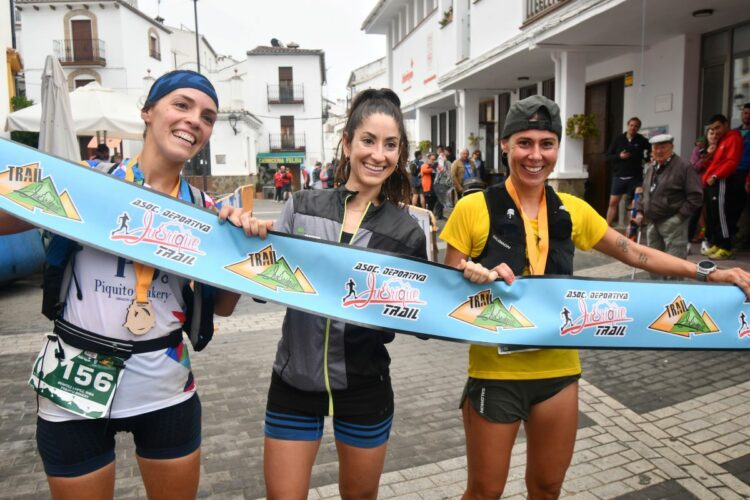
[41, 162, 217, 351]
[477, 183, 574, 276]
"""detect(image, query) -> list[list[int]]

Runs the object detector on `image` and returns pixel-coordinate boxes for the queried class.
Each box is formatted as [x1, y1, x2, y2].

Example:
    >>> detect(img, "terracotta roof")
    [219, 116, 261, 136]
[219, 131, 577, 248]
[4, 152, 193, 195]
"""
[247, 46, 323, 56]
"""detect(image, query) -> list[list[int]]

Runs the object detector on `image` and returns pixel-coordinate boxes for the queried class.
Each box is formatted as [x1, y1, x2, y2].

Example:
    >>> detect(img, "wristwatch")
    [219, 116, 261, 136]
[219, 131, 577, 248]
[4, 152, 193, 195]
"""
[696, 260, 717, 282]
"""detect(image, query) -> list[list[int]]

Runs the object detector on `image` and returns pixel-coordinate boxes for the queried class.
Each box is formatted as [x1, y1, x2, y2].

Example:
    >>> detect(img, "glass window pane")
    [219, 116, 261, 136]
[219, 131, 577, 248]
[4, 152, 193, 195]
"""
[733, 23, 750, 54]
[702, 30, 730, 63]
[702, 63, 726, 126]
[732, 55, 750, 127]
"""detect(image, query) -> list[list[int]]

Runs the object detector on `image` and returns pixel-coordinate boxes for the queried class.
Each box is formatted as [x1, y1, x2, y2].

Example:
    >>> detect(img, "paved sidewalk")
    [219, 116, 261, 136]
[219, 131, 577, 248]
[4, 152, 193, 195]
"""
[0, 242, 749, 499]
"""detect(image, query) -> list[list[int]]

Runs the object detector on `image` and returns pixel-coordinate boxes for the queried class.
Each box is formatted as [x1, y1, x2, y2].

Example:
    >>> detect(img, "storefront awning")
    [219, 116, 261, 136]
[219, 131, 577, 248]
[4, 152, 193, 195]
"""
[256, 152, 305, 164]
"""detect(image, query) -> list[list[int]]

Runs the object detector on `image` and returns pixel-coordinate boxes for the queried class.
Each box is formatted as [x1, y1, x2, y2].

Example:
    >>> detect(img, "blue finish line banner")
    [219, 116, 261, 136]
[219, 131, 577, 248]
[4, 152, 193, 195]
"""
[1, 138, 749, 350]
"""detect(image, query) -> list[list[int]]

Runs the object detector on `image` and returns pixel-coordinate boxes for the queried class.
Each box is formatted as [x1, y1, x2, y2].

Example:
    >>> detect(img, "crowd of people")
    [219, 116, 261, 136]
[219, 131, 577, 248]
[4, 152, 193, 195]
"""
[607, 106, 750, 267]
[404, 144, 500, 221]
[1, 78, 750, 500]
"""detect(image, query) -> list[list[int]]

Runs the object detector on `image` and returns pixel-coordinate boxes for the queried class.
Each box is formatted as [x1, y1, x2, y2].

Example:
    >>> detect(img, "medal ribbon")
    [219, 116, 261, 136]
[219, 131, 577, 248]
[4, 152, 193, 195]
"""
[504, 177, 549, 275]
[124, 158, 181, 324]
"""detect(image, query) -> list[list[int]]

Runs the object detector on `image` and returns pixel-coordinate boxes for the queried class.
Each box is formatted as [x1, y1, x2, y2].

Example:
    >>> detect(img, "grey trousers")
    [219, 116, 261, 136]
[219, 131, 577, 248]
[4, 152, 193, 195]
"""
[646, 213, 688, 280]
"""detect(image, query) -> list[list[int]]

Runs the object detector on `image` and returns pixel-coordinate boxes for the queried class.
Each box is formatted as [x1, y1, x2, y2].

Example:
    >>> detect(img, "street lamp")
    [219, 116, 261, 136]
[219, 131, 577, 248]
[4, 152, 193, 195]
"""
[228, 113, 239, 135]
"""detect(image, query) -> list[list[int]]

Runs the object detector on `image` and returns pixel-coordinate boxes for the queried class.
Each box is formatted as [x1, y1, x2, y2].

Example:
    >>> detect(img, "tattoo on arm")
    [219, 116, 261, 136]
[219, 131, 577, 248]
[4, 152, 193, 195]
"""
[616, 236, 629, 254]
[638, 253, 648, 264]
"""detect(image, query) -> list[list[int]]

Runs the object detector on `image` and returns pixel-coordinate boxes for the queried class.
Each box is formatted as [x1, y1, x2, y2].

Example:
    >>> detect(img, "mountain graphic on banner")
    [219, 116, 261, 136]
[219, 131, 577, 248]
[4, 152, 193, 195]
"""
[476, 298, 524, 328]
[450, 293, 534, 331]
[2, 174, 81, 220]
[256, 257, 304, 292]
[225, 248, 316, 294]
[648, 296, 719, 337]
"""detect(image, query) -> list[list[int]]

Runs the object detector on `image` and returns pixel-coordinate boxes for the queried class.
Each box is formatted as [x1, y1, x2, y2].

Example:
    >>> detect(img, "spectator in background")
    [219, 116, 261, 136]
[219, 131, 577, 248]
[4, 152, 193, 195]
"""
[302, 165, 310, 190]
[312, 161, 323, 190]
[633, 134, 703, 277]
[409, 150, 424, 208]
[701, 114, 743, 260]
[472, 150, 485, 182]
[421, 152, 436, 212]
[445, 146, 456, 163]
[451, 148, 477, 200]
[273, 165, 290, 202]
[432, 154, 453, 220]
[688, 132, 715, 244]
[605, 117, 651, 226]
[86, 143, 114, 168]
[325, 161, 335, 188]
[734, 103, 750, 249]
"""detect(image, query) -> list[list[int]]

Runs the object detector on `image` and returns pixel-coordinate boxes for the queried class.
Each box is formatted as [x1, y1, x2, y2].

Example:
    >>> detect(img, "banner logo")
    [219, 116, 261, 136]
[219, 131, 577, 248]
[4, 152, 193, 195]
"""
[226, 244, 316, 294]
[0, 164, 81, 221]
[649, 295, 719, 338]
[739, 312, 750, 339]
[450, 289, 534, 331]
[560, 290, 632, 337]
[110, 198, 209, 266]
[341, 262, 426, 320]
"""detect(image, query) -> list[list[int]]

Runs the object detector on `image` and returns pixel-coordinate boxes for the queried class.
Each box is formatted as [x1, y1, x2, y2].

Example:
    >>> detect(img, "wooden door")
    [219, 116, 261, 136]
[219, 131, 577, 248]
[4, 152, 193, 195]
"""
[583, 76, 625, 216]
[71, 20, 93, 62]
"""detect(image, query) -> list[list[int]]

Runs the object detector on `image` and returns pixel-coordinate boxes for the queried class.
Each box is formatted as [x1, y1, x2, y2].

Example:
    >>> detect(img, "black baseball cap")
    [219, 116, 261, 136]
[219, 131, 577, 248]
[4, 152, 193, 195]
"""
[501, 95, 562, 139]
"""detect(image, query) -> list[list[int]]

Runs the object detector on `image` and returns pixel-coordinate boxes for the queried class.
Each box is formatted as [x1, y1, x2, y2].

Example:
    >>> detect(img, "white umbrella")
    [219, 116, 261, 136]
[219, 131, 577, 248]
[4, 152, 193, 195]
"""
[6, 81, 144, 140]
[38, 55, 79, 161]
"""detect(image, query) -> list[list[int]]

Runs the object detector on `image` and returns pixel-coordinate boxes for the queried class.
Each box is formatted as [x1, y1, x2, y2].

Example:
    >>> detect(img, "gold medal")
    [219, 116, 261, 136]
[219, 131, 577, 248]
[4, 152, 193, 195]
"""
[123, 300, 156, 336]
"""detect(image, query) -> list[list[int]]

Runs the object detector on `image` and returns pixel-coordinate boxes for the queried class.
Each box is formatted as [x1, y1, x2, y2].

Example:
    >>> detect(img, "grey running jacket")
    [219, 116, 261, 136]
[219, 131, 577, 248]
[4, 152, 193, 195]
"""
[272, 187, 427, 397]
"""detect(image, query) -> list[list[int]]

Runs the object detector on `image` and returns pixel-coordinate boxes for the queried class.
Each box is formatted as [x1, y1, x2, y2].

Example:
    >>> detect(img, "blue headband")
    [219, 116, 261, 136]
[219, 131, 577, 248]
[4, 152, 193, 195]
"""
[146, 70, 219, 108]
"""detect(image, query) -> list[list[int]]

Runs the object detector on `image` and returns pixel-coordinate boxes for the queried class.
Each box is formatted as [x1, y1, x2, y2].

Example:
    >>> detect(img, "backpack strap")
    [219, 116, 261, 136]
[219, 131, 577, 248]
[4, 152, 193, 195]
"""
[181, 179, 216, 351]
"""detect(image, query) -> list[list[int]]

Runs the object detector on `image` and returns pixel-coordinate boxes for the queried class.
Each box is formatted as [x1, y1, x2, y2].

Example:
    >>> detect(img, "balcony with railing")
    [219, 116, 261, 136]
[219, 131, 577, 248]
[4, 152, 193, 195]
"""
[269, 133, 306, 151]
[54, 38, 106, 66]
[267, 83, 304, 104]
[523, 0, 571, 26]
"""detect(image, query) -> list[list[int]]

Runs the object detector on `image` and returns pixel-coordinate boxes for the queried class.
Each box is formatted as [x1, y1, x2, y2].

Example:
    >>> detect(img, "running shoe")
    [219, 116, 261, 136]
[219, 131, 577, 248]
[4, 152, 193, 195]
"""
[709, 248, 734, 260]
[701, 243, 718, 256]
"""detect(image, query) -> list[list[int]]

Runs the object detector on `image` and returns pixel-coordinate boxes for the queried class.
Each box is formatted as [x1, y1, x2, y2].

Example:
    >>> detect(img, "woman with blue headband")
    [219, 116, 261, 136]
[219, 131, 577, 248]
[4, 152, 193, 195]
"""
[1, 70, 239, 499]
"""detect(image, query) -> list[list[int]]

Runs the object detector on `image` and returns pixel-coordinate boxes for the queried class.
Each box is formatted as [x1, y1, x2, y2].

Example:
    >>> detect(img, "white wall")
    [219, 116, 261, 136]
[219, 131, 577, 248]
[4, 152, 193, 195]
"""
[209, 119, 259, 177]
[242, 53, 325, 164]
[390, 7, 442, 107]
[586, 34, 695, 158]
[18, 3, 172, 104]
[469, 0, 523, 58]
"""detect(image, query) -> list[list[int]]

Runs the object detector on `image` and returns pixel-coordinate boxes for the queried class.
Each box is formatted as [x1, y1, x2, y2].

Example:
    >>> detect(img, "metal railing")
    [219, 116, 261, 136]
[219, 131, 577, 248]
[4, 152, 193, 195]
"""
[525, 0, 570, 24]
[269, 133, 306, 151]
[54, 38, 106, 66]
[267, 83, 304, 104]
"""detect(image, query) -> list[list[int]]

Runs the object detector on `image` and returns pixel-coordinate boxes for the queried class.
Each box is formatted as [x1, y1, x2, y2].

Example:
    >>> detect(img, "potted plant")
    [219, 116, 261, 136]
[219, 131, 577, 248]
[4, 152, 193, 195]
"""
[468, 132, 483, 148]
[439, 5, 453, 28]
[418, 139, 432, 153]
[565, 113, 599, 140]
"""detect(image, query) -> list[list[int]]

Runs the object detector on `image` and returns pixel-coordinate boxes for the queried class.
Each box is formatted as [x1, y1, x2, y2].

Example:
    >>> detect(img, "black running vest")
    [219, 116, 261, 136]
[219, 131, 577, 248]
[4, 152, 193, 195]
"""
[476, 184, 574, 276]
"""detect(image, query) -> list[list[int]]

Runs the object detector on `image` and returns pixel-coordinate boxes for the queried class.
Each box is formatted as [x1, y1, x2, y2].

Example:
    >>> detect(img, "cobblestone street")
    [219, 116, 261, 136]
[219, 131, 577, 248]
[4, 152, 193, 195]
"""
[1, 200, 749, 498]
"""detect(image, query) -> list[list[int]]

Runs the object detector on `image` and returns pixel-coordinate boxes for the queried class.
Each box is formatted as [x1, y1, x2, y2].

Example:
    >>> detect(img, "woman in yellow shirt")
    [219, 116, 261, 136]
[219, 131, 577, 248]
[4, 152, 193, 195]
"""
[441, 95, 750, 499]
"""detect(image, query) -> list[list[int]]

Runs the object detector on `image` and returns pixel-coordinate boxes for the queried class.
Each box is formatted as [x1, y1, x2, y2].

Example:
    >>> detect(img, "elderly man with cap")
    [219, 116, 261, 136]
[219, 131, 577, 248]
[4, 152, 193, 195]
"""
[633, 134, 703, 278]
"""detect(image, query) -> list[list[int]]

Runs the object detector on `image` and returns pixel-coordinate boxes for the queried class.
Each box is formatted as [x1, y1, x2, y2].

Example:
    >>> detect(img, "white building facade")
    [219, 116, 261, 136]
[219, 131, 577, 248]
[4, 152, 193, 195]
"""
[16, 0, 172, 102]
[12, 0, 267, 195]
[363, 0, 750, 215]
[241, 45, 326, 192]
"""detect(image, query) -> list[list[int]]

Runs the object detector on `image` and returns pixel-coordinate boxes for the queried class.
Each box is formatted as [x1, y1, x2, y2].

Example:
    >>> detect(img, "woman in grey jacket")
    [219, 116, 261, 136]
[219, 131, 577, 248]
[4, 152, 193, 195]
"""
[222, 88, 427, 499]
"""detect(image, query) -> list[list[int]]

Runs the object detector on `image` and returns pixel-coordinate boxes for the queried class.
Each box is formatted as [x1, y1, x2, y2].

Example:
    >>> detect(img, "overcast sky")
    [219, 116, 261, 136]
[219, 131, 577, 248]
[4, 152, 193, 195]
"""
[138, 0, 386, 100]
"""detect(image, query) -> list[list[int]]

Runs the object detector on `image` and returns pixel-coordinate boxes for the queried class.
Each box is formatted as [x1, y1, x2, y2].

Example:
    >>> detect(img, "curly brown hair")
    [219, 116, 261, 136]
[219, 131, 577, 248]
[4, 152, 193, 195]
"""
[334, 88, 411, 204]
